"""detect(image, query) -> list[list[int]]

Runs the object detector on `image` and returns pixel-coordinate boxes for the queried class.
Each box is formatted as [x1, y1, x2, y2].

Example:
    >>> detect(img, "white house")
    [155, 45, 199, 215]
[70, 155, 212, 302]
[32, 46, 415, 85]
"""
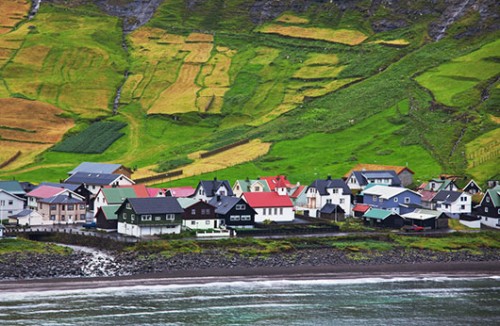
[64, 172, 135, 195]
[232, 179, 270, 197]
[0, 189, 25, 222]
[242, 192, 294, 223]
[192, 178, 234, 201]
[8, 209, 43, 226]
[0, 224, 5, 238]
[304, 177, 352, 217]
[432, 190, 471, 218]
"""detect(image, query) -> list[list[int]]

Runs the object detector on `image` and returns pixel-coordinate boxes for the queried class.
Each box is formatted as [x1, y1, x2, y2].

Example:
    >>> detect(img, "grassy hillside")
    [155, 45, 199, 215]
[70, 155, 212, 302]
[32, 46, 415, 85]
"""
[0, 0, 498, 186]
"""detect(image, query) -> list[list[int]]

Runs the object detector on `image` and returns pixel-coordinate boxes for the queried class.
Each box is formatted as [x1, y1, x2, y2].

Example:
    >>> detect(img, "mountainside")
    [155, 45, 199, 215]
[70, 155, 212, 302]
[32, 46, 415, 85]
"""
[0, 0, 498, 186]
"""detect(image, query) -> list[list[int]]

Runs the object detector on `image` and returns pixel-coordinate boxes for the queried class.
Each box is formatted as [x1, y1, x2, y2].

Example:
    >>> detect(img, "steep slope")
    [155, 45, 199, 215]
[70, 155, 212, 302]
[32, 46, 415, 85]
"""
[0, 0, 498, 185]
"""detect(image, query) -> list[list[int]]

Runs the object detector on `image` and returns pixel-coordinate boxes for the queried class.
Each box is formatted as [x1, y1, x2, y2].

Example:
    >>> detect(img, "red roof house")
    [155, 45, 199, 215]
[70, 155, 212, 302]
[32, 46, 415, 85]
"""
[242, 192, 294, 223]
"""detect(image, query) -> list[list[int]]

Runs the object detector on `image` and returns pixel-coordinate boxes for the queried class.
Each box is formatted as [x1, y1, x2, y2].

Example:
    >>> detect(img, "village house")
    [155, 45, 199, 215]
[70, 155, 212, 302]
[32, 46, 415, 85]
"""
[352, 203, 371, 218]
[0, 189, 25, 222]
[164, 186, 195, 197]
[361, 185, 422, 215]
[344, 164, 415, 187]
[208, 196, 256, 228]
[242, 192, 294, 223]
[40, 182, 93, 207]
[401, 209, 449, 230]
[95, 205, 120, 232]
[289, 184, 307, 208]
[232, 178, 270, 197]
[462, 179, 482, 195]
[116, 197, 184, 237]
[0, 181, 26, 199]
[178, 198, 219, 230]
[8, 209, 43, 227]
[345, 170, 402, 191]
[38, 194, 86, 225]
[64, 172, 135, 195]
[317, 203, 345, 221]
[475, 185, 500, 230]
[432, 190, 471, 218]
[68, 162, 133, 179]
[93, 185, 149, 215]
[259, 175, 293, 192]
[421, 178, 459, 192]
[26, 185, 84, 211]
[192, 178, 234, 201]
[305, 176, 352, 217]
[362, 208, 405, 228]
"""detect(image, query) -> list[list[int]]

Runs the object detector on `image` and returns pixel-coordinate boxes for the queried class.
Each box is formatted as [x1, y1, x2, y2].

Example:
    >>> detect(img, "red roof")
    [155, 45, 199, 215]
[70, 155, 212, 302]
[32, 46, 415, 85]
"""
[290, 185, 305, 198]
[104, 184, 150, 198]
[27, 186, 65, 199]
[146, 187, 165, 197]
[260, 175, 292, 191]
[242, 192, 293, 208]
[420, 190, 437, 202]
[353, 204, 371, 213]
[166, 186, 195, 198]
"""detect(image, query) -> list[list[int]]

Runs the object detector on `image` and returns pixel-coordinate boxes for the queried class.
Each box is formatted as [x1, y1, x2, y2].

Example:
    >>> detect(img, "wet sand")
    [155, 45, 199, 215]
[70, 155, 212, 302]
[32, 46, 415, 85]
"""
[1, 261, 498, 293]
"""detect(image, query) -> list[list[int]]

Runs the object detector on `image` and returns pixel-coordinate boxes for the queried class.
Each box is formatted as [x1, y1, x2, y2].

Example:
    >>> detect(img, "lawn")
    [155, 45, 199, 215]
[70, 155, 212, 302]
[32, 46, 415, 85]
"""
[0, 238, 71, 255]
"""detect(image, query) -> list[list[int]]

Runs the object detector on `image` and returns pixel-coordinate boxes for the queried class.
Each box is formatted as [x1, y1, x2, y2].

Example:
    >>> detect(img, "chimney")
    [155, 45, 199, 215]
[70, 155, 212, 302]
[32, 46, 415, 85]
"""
[216, 195, 221, 202]
[245, 176, 250, 182]
[213, 177, 217, 181]
[327, 175, 332, 180]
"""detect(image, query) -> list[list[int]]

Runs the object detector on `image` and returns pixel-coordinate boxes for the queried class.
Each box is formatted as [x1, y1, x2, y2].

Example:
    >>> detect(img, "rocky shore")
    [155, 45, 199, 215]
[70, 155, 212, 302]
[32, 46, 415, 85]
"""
[1, 247, 499, 280]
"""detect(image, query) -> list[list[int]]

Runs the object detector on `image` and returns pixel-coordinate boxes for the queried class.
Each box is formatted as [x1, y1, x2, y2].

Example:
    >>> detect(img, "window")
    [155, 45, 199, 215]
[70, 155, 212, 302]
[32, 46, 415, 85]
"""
[404, 197, 410, 204]
[326, 199, 332, 204]
[50, 215, 55, 221]
[191, 209, 196, 215]
[202, 209, 210, 215]
[68, 205, 74, 211]
[8, 200, 13, 205]
[123, 213, 127, 219]
[332, 189, 338, 194]
[236, 185, 240, 190]
[166, 214, 175, 221]
[155, 216, 161, 221]
[394, 198, 398, 203]
[340, 199, 345, 204]
[373, 196, 378, 202]
[236, 204, 246, 210]
[485, 207, 489, 213]
[131, 214, 135, 222]
[80, 214, 86, 220]
[230, 215, 240, 221]
[80, 204, 85, 210]
[350, 177, 355, 184]
[274, 208, 278, 215]
[280, 208, 283, 215]
[460, 205, 465, 210]
[263, 208, 266, 215]
[191, 221, 196, 225]
[206, 220, 210, 225]
[50, 205, 57, 211]
[1, 200, 6, 206]
[199, 189, 203, 195]
[220, 190, 226, 196]
[61, 205, 65, 211]
[141, 214, 152, 221]
[486, 197, 490, 203]
[498, 209, 500, 214]
[61, 215, 65, 221]
[255, 186, 260, 191]
[241, 215, 251, 221]
[461, 197, 467, 202]
[126, 203, 131, 209]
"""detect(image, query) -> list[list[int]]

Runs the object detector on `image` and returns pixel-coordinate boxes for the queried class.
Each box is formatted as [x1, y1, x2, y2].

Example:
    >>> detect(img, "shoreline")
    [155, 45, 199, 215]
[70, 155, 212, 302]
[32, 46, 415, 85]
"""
[1, 260, 499, 293]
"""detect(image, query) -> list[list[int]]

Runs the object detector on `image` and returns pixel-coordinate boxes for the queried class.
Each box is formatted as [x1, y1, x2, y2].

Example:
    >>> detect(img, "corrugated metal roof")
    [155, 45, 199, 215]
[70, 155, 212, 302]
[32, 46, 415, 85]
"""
[102, 187, 138, 204]
[363, 208, 393, 220]
[0, 181, 26, 195]
[69, 162, 122, 175]
[127, 197, 184, 215]
[242, 192, 293, 208]
[362, 185, 420, 200]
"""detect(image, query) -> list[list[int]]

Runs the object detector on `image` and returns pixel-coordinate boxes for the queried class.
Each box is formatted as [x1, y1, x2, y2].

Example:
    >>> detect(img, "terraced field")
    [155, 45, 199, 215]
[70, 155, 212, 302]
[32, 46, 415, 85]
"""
[0, 98, 74, 169]
[0, 0, 30, 35]
[258, 25, 368, 45]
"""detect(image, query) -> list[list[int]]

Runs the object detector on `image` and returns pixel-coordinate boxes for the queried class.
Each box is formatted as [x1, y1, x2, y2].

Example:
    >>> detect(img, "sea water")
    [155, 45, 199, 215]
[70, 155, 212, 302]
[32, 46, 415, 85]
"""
[0, 276, 499, 325]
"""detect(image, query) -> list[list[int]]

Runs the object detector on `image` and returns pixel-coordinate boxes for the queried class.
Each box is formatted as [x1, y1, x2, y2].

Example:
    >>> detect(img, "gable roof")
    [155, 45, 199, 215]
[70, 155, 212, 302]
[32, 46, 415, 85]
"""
[0, 189, 25, 202]
[242, 192, 293, 208]
[308, 178, 351, 195]
[98, 205, 120, 221]
[27, 185, 67, 199]
[39, 194, 84, 204]
[463, 179, 482, 192]
[259, 175, 292, 191]
[481, 186, 500, 207]
[198, 179, 234, 197]
[208, 196, 255, 215]
[0, 181, 26, 195]
[351, 170, 401, 187]
[65, 172, 133, 186]
[353, 204, 371, 213]
[402, 209, 447, 221]
[9, 209, 39, 218]
[419, 190, 437, 202]
[101, 187, 138, 204]
[290, 185, 306, 199]
[177, 197, 200, 209]
[363, 208, 396, 220]
[320, 203, 345, 214]
[344, 164, 414, 178]
[40, 182, 81, 192]
[424, 179, 456, 191]
[126, 197, 184, 215]
[165, 186, 196, 197]
[234, 179, 271, 192]
[362, 185, 420, 199]
[432, 190, 465, 204]
[69, 162, 123, 175]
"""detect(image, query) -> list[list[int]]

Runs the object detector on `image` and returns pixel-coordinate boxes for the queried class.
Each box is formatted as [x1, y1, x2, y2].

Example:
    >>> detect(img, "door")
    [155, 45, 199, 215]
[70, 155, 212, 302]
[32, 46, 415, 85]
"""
[214, 220, 217, 228]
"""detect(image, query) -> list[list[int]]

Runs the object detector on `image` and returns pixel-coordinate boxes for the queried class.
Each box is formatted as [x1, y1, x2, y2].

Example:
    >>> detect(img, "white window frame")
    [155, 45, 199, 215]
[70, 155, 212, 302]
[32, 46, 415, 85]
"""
[236, 204, 246, 210]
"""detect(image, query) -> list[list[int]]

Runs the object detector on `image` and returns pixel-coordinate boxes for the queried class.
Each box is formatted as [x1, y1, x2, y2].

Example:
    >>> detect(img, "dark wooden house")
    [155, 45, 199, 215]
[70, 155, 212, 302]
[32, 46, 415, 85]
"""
[208, 196, 256, 228]
[401, 209, 449, 229]
[317, 203, 345, 222]
[363, 208, 405, 228]
[95, 205, 120, 231]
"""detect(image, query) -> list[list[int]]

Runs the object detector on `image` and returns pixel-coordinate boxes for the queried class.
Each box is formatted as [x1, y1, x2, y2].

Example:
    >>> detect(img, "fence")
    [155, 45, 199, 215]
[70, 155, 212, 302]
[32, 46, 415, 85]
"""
[200, 139, 250, 159]
[235, 225, 340, 237]
[134, 170, 183, 184]
[0, 151, 21, 169]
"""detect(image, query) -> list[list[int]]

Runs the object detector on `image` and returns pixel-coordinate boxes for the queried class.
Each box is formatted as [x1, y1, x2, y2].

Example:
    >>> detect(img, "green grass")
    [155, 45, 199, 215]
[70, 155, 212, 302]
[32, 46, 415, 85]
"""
[391, 232, 500, 252]
[0, 238, 72, 255]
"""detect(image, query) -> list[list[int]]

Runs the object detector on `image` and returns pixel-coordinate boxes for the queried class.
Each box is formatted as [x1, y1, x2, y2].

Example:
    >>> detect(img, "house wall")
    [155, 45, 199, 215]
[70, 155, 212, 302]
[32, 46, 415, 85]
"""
[183, 219, 222, 230]
[398, 170, 413, 187]
[219, 201, 255, 228]
[93, 191, 108, 216]
[480, 216, 500, 229]
[254, 207, 294, 223]
[13, 212, 43, 226]
[0, 192, 24, 221]
[96, 212, 117, 230]
[346, 173, 361, 190]
[306, 188, 352, 216]
[476, 193, 500, 219]
[118, 222, 180, 237]
[363, 191, 421, 214]
[38, 202, 86, 225]
[436, 194, 471, 217]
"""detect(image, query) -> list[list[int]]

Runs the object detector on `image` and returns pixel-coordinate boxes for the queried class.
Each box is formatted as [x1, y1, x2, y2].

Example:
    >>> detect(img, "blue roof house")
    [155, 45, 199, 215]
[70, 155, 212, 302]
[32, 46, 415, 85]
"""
[361, 185, 422, 214]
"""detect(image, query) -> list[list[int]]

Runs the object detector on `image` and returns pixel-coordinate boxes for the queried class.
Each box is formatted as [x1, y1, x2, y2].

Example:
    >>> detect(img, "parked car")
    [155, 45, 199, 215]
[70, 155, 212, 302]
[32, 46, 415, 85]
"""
[402, 225, 424, 232]
[82, 222, 96, 229]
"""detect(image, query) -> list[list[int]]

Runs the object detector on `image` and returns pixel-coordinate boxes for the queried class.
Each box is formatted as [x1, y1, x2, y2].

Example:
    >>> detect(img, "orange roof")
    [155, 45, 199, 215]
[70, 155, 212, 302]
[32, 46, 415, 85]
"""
[343, 163, 414, 178]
